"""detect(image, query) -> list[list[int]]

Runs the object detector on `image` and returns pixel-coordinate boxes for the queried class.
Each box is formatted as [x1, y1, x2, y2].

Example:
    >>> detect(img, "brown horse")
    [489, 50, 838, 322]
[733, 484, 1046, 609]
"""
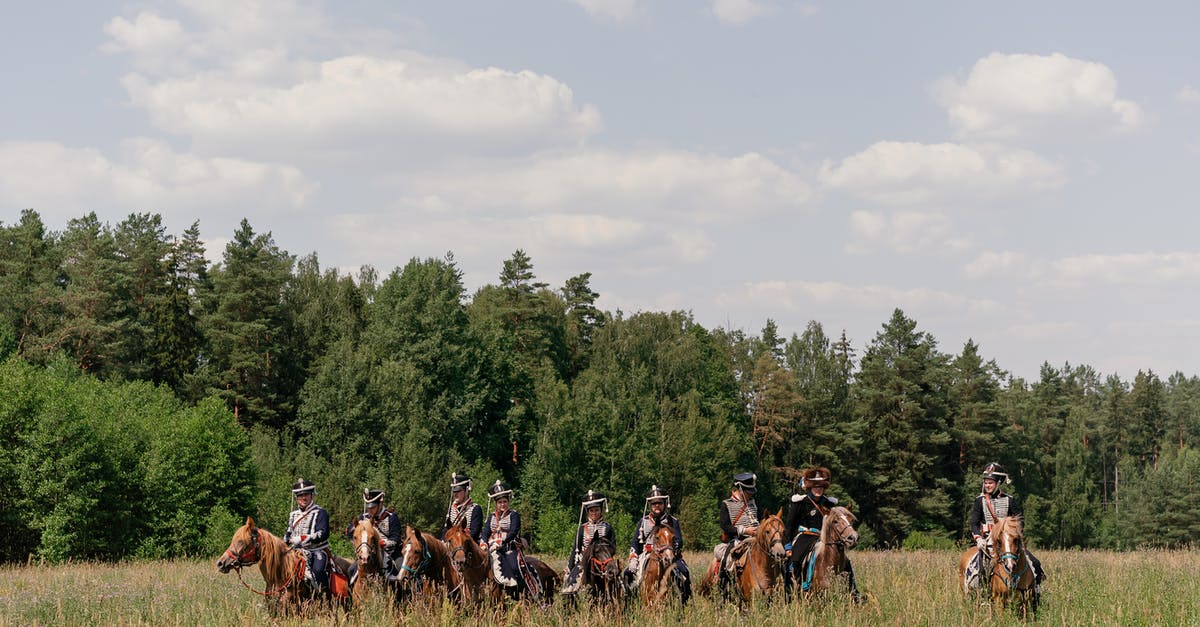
[576, 529, 622, 606]
[349, 517, 388, 603]
[443, 518, 491, 606]
[801, 506, 859, 598]
[639, 523, 684, 608]
[396, 525, 458, 601]
[988, 516, 1038, 617]
[217, 517, 353, 614]
[699, 509, 788, 605]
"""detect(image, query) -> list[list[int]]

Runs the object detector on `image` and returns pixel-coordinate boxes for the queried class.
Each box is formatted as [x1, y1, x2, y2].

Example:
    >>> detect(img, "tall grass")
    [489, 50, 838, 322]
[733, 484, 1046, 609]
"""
[2, 549, 1197, 626]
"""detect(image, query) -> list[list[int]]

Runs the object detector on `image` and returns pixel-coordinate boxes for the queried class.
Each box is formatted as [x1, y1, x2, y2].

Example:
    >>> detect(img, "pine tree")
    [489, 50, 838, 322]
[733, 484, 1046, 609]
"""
[200, 219, 296, 427]
[853, 309, 954, 545]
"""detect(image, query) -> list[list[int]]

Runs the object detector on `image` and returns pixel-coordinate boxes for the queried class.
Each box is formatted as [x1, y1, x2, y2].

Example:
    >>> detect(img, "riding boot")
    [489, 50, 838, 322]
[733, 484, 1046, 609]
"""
[846, 560, 865, 604]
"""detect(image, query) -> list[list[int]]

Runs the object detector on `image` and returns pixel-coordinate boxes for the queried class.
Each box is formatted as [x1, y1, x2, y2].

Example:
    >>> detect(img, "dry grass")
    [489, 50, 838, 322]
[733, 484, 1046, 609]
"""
[2, 549, 1198, 626]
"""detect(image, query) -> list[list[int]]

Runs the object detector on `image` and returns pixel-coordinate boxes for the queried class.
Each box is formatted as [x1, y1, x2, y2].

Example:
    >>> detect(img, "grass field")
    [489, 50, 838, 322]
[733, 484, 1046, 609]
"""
[2, 549, 1198, 626]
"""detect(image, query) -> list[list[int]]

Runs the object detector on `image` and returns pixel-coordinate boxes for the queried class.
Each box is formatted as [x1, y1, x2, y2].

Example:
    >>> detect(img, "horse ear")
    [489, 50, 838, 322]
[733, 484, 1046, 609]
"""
[777, 507, 783, 518]
[246, 516, 255, 528]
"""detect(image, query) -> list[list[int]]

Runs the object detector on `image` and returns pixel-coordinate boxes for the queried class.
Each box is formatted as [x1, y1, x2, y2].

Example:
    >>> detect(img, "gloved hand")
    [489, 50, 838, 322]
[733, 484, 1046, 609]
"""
[975, 536, 986, 551]
[379, 538, 387, 547]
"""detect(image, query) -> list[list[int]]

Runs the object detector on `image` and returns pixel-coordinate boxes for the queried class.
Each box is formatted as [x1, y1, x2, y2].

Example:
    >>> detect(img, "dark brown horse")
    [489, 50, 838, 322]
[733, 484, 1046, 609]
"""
[217, 517, 353, 614]
[577, 529, 621, 605]
[396, 525, 458, 601]
[988, 516, 1038, 617]
[699, 509, 788, 605]
[638, 523, 683, 608]
[801, 506, 859, 598]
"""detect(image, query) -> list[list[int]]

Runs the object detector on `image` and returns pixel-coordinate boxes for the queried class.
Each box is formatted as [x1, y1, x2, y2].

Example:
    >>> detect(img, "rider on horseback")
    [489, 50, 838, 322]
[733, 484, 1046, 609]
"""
[441, 472, 483, 543]
[970, 462, 1045, 587]
[284, 478, 332, 595]
[481, 480, 522, 590]
[713, 472, 759, 584]
[785, 467, 862, 601]
[625, 484, 691, 602]
[561, 489, 617, 594]
[358, 489, 402, 581]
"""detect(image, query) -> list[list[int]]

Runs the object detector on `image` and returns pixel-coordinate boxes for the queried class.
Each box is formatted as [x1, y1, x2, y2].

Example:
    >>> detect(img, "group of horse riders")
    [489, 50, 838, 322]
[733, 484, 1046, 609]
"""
[279, 461, 1045, 600]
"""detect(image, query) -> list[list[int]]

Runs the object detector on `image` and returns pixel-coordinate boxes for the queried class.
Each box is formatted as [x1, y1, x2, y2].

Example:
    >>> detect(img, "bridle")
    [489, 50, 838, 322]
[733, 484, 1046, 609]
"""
[990, 523, 1029, 590]
[223, 528, 262, 568]
[823, 510, 856, 548]
[353, 522, 383, 569]
[752, 517, 787, 565]
[223, 528, 303, 597]
[587, 536, 617, 580]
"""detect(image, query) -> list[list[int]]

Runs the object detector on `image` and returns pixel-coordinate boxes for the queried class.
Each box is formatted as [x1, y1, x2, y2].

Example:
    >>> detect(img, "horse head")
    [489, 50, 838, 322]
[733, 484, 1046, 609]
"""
[825, 506, 859, 549]
[397, 525, 430, 585]
[992, 516, 1025, 576]
[758, 508, 788, 562]
[218, 517, 260, 573]
[352, 517, 382, 567]
[651, 524, 676, 564]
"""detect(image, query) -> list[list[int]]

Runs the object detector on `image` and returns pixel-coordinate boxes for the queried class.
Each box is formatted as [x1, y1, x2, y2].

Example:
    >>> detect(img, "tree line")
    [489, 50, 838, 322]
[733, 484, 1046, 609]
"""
[2, 209, 1198, 562]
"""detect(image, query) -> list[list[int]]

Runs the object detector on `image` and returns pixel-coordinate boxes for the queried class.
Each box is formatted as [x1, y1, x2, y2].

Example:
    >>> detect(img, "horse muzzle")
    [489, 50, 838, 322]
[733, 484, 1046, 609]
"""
[843, 532, 859, 549]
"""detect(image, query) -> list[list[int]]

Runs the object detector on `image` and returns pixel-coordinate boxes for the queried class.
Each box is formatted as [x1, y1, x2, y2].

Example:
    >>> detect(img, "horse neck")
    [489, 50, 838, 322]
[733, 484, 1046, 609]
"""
[255, 529, 295, 587]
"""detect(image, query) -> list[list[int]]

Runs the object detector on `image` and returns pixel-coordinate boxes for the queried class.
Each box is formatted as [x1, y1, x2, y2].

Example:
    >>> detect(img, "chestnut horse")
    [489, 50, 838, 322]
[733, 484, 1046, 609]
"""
[349, 517, 389, 603]
[800, 506, 859, 598]
[217, 517, 352, 614]
[396, 525, 458, 601]
[988, 516, 1038, 617]
[443, 518, 491, 606]
[699, 509, 788, 605]
[638, 523, 685, 608]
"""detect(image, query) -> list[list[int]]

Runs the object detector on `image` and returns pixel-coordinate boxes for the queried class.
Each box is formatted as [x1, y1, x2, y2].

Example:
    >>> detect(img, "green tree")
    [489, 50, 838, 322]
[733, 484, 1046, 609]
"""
[200, 219, 296, 427]
[853, 309, 954, 545]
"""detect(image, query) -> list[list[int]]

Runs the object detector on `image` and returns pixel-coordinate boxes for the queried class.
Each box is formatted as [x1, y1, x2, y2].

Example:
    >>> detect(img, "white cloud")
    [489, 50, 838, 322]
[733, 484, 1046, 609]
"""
[1178, 86, 1200, 104]
[572, 0, 640, 21]
[393, 149, 812, 222]
[964, 250, 1039, 280]
[533, 213, 646, 247]
[820, 141, 1064, 204]
[847, 210, 969, 254]
[711, 0, 772, 24]
[935, 52, 1142, 140]
[667, 229, 715, 262]
[122, 53, 602, 159]
[0, 139, 313, 220]
[1050, 252, 1200, 285]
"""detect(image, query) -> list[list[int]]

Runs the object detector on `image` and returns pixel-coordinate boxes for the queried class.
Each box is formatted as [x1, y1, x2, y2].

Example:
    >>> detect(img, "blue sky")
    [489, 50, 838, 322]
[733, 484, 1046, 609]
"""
[3, 0, 1199, 380]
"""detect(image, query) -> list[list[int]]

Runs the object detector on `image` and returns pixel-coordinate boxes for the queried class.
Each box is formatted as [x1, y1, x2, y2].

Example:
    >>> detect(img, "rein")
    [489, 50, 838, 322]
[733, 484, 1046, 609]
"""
[225, 531, 305, 597]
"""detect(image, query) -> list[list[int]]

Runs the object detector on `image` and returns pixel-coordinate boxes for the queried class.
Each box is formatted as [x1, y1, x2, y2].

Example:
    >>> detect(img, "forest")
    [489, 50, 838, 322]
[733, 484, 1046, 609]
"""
[2, 208, 1198, 564]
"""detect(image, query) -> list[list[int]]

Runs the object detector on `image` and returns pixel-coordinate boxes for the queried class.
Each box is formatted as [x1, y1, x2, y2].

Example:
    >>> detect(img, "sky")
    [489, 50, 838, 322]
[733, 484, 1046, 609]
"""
[2, 0, 1199, 381]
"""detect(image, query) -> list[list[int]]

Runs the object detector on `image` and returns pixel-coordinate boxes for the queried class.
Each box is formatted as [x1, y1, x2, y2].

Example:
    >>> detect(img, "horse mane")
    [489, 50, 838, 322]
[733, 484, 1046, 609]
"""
[248, 524, 294, 587]
[755, 511, 785, 548]
[994, 515, 1024, 539]
[819, 506, 855, 545]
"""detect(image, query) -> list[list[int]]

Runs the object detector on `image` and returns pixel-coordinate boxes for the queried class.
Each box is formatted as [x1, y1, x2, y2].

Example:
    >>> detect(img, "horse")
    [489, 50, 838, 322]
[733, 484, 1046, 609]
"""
[638, 523, 687, 608]
[349, 517, 390, 604]
[699, 509, 789, 605]
[217, 517, 353, 614]
[576, 529, 621, 606]
[395, 525, 458, 602]
[443, 519, 491, 606]
[988, 516, 1038, 617]
[799, 506, 859, 599]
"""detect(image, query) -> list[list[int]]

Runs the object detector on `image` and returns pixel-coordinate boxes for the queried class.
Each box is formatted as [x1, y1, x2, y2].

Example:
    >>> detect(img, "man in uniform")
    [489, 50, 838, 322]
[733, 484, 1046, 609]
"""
[284, 478, 331, 595]
[441, 472, 483, 543]
[624, 484, 691, 603]
[561, 490, 617, 594]
[711, 472, 759, 585]
[969, 462, 1045, 588]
